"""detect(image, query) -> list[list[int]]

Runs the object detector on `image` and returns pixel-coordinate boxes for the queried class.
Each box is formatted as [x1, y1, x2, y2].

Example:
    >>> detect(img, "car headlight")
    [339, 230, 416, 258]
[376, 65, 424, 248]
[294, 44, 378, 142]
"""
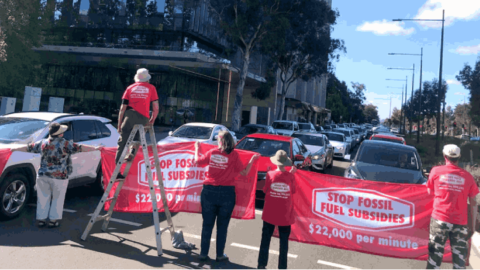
[344, 168, 361, 179]
[312, 154, 325, 160]
[336, 146, 344, 150]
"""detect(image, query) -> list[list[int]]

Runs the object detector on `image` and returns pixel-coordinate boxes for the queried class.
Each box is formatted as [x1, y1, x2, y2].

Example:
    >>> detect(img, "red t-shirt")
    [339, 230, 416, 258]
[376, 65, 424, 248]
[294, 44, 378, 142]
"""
[196, 149, 244, 186]
[262, 170, 296, 226]
[122, 82, 159, 118]
[427, 163, 479, 225]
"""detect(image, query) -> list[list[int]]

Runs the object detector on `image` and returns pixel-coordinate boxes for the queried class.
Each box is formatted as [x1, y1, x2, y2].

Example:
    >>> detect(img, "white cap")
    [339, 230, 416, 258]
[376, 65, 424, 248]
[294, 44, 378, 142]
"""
[443, 144, 461, 158]
[134, 68, 151, 83]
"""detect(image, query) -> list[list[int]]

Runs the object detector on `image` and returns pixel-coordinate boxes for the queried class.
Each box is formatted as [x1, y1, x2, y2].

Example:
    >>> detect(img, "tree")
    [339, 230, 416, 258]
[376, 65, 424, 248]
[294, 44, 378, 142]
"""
[208, 0, 297, 131]
[260, 0, 345, 121]
[363, 104, 379, 123]
[456, 56, 480, 127]
[326, 73, 349, 123]
[348, 82, 366, 123]
[0, 0, 43, 97]
[391, 107, 402, 126]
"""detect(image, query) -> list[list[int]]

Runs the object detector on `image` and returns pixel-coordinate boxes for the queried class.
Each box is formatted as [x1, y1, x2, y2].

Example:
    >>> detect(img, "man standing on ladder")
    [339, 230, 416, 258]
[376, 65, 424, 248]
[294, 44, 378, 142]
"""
[116, 68, 160, 178]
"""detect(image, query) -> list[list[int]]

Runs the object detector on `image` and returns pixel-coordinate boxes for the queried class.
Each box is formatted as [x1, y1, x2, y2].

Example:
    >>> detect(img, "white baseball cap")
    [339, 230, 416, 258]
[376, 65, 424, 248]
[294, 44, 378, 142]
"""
[443, 144, 461, 158]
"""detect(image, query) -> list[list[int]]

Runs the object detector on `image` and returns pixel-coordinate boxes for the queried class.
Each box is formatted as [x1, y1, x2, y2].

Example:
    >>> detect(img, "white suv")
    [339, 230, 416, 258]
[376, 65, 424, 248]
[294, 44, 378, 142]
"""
[272, 120, 299, 136]
[0, 112, 119, 219]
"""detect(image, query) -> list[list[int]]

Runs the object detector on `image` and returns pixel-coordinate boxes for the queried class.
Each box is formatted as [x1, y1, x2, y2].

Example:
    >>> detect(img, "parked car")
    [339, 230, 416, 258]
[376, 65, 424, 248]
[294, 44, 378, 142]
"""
[323, 132, 350, 159]
[158, 123, 237, 145]
[234, 124, 277, 140]
[0, 112, 119, 219]
[370, 134, 406, 145]
[271, 120, 299, 136]
[321, 125, 332, 132]
[315, 125, 326, 133]
[344, 140, 426, 184]
[298, 122, 316, 133]
[235, 133, 312, 197]
[334, 128, 355, 149]
[291, 132, 333, 172]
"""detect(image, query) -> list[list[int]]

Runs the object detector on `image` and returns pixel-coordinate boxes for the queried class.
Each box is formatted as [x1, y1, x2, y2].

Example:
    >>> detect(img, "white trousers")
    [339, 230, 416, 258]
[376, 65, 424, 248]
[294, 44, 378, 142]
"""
[36, 176, 69, 221]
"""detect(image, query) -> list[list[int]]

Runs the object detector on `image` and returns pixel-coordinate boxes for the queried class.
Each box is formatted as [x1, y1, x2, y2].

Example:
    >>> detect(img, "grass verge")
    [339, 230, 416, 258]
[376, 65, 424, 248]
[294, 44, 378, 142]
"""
[404, 134, 480, 166]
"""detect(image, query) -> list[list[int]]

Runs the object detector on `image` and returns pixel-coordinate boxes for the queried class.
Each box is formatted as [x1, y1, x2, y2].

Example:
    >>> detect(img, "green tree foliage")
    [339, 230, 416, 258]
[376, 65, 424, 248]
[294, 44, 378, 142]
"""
[456, 56, 480, 127]
[260, 0, 345, 120]
[208, 0, 297, 131]
[363, 104, 379, 123]
[325, 74, 367, 123]
[0, 0, 44, 97]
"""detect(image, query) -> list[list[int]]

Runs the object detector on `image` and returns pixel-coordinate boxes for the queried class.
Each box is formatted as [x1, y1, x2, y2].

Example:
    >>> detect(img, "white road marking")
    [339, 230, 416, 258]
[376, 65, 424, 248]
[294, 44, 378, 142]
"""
[231, 243, 298, 258]
[61, 240, 84, 247]
[255, 210, 263, 215]
[63, 208, 77, 213]
[183, 232, 215, 242]
[317, 259, 359, 269]
[87, 214, 142, 227]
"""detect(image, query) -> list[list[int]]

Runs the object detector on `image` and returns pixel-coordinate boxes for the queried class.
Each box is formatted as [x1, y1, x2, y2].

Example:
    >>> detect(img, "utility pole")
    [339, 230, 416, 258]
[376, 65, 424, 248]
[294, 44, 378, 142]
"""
[435, 10, 445, 155]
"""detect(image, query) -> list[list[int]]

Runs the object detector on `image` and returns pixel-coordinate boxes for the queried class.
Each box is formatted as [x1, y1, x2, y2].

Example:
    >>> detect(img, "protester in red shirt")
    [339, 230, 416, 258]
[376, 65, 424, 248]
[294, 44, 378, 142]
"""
[194, 131, 260, 262]
[115, 68, 160, 176]
[258, 150, 297, 269]
[426, 144, 478, 269]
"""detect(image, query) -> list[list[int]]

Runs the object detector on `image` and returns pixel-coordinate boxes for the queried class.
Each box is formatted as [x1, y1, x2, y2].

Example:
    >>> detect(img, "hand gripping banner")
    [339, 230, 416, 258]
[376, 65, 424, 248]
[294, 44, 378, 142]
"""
[100, 142, 259, 219]
[276, 170, 461, 263]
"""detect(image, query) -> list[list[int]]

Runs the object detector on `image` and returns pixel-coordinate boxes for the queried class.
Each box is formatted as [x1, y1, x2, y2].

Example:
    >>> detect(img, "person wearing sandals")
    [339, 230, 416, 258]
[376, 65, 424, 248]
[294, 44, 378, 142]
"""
[257, 150, 297, 269]
[13, 123, 102, 228]
[194, 131, 260, 262]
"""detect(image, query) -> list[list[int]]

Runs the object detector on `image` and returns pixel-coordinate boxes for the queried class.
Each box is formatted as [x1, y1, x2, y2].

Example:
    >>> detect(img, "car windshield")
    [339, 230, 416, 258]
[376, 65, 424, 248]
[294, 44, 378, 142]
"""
[338, 130, 351, 138]
[239, 126, 262, 134]
[236, 138, 291, 157]
[298, 123, 311, 130]
[325, 133, 344, 142]
[292, 134, 324, 146]
[372, 137, 403, 144]
[172, 125, 212, 139]
[272, 122, 293, 130]
[357, 144, 419, 171]
[0, 118, 49, 144]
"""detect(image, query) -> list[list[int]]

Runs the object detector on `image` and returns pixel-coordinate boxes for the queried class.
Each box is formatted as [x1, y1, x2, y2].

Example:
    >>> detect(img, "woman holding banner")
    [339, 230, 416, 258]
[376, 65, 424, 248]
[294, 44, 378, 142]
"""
[194, 131, 259, 262]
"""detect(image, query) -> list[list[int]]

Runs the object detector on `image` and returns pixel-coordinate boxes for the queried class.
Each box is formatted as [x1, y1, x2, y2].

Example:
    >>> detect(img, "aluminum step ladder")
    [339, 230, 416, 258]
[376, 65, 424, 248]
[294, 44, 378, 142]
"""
[80, 125, 176, 256]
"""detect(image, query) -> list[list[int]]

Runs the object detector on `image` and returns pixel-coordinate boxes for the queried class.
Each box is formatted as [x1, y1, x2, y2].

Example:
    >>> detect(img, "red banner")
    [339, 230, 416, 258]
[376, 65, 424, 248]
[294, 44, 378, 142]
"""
[100, 142, 258, 219]
[277, 170, 459, 263]
[0, 149, 12, 176]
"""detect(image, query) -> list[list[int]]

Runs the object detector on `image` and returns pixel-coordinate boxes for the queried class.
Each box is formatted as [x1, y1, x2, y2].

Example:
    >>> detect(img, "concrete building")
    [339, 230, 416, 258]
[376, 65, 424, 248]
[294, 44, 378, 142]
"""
[29, 0, 274, 129]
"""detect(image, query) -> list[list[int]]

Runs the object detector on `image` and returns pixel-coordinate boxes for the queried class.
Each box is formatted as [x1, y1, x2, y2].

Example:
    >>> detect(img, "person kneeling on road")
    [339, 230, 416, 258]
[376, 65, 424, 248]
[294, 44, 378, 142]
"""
[194, 131, 260, 262]
[426, 144, 478, 269]
[13, 123, 102, 228]
[257, 150, 297, 269]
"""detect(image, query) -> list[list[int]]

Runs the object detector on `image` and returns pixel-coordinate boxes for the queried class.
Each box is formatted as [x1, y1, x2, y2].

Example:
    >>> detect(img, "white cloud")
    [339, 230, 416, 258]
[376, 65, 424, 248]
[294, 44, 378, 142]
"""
[454, 44, 480, 55]
[415, 0, 480, 28]
[454, 92, 466, 95]
[383, 102, 388, 105]
[356, 20, 415, 36]
[447, 79, 461, 85]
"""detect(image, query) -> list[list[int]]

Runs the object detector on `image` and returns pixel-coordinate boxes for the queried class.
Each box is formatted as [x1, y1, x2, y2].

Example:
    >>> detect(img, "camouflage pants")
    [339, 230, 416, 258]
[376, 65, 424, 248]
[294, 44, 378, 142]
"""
[427, 218, 469, 269]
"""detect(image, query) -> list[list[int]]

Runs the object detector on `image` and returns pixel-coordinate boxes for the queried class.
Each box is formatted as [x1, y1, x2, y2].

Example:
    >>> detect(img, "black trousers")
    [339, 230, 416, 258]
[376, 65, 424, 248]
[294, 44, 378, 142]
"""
[200, 185, 236, 258]
[258, 221, 291, 269]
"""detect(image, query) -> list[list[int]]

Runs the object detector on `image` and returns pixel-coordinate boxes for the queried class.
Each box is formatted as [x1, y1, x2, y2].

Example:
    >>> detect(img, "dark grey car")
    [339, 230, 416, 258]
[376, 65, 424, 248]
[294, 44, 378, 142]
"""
[344, 140, 427, 184]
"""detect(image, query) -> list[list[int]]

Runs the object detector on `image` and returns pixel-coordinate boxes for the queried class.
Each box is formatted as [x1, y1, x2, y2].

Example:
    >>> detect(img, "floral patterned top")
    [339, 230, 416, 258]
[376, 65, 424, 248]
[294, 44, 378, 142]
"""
[27, 138, 82, 180]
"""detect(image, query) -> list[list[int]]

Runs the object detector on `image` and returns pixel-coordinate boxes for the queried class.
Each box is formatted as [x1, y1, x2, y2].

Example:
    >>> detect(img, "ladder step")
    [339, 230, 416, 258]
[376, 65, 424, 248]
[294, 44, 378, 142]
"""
[131, 141, 156, 147]
[105, 197, 116, 202]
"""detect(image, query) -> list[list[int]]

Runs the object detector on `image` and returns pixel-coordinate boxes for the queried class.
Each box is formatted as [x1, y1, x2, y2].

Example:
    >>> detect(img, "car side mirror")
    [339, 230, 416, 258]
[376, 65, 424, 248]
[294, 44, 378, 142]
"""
[294, 154, 305, 162]
[168, 131, 173, 136]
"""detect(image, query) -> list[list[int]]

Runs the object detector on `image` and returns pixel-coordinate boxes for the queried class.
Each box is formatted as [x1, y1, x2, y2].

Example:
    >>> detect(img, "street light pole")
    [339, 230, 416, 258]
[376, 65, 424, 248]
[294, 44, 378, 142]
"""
[393, 10, 445, 155]
[410, 64, 415, 137]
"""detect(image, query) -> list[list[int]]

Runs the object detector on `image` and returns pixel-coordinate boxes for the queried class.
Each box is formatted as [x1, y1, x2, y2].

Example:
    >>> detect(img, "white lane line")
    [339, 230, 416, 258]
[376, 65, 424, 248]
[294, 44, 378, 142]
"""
[87, 214, 142, 227]
[255, 210, 263, 215]
[183, 233, 215, 242]
[231, 243, 298, 258]
[317, 259, 359, 269]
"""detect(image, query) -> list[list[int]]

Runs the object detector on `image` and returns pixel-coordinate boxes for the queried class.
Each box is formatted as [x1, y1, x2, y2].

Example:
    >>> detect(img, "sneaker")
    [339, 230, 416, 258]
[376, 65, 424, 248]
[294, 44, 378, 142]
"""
[216, 254, 229, 262]
[198, 254, 210, 261]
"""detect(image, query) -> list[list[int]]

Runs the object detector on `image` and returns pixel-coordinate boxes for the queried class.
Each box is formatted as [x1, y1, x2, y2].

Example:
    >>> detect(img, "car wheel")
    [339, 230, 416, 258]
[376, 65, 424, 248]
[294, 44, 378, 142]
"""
[94, 166, 106, 195]
[0, 174, 31, 220]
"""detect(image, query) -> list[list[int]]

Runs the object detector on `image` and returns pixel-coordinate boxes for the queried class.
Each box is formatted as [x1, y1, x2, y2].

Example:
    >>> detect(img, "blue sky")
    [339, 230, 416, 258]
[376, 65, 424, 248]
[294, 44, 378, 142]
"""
[330, 0, 480, 120]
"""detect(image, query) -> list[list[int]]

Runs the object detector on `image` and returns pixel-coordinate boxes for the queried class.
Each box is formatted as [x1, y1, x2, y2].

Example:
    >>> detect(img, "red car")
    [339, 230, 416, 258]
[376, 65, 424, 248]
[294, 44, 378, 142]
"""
[370, 133, 406, 145]
[235, 133, 313, 197]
